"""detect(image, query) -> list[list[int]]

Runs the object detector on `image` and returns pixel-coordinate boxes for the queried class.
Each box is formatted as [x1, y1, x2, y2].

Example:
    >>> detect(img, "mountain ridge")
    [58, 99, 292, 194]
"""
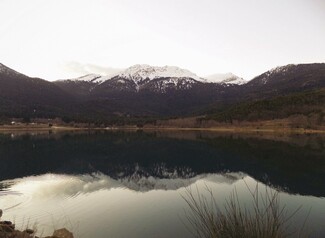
[55, 64, 244, 90]
[54, 64, 236, 97]
[1, 62, 324, 120]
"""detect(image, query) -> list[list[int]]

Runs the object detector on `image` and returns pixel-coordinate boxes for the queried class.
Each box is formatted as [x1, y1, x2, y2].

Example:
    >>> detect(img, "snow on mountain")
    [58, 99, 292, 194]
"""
[70, 74, 111, 84]
[59, 64, 246, 88]
[115, 64, 203, 82]
[72, 74, 101, 82]
[59, 64, 204, 88]
[203, 73, 246, 85]
[268, 64, 296, 75]
[255, 64, 297, 85]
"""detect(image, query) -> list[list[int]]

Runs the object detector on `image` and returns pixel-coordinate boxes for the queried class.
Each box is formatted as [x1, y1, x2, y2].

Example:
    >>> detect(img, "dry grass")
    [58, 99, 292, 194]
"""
[182, 183, 309, 238]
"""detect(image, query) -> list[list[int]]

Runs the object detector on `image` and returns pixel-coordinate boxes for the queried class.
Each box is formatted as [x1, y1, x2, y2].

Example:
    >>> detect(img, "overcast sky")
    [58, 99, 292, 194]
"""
[0, 0, 324, 80]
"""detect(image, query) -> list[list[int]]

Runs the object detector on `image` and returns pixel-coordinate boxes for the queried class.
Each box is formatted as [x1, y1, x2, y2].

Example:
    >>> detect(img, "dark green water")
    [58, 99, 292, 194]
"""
[0, 130, 324, 237]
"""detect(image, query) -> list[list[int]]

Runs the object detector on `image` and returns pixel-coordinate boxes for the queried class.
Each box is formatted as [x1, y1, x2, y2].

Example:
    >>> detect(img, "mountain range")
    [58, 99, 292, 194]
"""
[54, 64, 245, 97]
[0, 62, 324, 123]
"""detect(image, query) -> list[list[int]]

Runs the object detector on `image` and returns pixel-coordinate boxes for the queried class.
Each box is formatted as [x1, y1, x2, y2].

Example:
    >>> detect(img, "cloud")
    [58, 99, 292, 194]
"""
[62, 61, 123, 79]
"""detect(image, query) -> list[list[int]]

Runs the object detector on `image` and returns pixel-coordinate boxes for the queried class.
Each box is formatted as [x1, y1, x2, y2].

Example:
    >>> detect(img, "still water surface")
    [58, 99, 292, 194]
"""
[0, 130, 324, 237]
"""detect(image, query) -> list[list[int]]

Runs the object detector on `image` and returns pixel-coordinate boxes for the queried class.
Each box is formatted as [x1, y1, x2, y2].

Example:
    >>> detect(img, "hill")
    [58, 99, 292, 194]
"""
[203, 88, 325, 128]
[0, 63, 75, 118]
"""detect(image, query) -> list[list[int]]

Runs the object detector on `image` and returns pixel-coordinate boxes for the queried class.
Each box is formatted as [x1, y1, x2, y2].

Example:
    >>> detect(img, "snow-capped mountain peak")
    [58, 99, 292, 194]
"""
[268, 64, 296, 74]
[56, 64, 246, 92]
[255, 64, 297, 85]
[203, 73, 246, 85]
[116, 64, 203, 82]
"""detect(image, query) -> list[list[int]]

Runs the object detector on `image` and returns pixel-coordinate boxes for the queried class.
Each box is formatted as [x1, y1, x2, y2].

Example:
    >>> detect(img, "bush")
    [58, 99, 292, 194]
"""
[182, 184, 308, 238]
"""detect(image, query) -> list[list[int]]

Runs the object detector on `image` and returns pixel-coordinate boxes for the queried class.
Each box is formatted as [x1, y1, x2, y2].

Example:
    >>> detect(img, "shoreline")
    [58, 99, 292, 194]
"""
[1, 125, 325, 134]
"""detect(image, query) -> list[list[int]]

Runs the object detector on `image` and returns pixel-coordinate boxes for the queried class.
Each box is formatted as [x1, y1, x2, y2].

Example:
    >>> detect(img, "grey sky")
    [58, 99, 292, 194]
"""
[0, 0, 324, 80]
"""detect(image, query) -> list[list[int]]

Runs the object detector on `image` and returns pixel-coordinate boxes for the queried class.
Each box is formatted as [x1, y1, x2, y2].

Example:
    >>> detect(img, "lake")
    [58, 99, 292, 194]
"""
[0, 130, 324, 237]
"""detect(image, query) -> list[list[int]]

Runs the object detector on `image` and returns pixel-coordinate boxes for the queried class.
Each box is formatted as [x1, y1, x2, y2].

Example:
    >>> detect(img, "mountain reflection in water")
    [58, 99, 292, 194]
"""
[0, 130, 324, 196]
[1, 172, 324, 238]
[0, 130, 324, 237]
